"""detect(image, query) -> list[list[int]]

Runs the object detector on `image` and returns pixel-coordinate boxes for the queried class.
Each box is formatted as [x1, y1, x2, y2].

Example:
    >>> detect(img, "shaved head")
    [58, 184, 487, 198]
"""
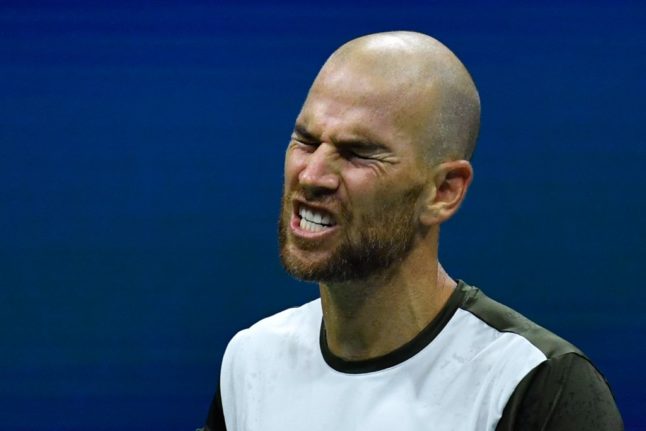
[280, 32, 479, 283]
[308, 31, 480, 164]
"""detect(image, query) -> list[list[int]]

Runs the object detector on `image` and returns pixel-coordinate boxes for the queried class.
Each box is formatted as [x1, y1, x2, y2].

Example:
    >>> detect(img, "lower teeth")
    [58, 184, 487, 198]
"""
[300, 219, 327, 232]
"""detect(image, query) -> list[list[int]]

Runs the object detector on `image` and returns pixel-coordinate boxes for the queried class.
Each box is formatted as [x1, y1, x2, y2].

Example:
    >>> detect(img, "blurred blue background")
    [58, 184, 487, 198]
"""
[1, 1, 644, 429]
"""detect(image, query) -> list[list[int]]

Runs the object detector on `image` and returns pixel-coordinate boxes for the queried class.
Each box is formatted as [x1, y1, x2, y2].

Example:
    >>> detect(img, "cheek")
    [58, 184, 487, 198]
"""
[349, 176, 418, 215]
[342, 178, 384, 220]
[343, 168, 391, 200]
[284, 150, 304, 187]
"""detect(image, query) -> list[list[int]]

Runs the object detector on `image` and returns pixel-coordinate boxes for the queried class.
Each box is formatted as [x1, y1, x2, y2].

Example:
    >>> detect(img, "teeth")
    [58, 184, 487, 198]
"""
[298, 206, 335, 229]
[300, 218, 326, 232]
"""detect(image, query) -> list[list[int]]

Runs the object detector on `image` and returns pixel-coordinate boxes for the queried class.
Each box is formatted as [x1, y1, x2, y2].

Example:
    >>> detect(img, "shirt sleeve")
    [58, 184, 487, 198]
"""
[202, 386, 227, 431]
[496, 352, 623, 431]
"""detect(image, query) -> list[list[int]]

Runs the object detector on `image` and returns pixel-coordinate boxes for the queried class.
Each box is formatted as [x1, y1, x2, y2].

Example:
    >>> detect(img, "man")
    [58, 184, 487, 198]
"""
[203, 31, 623, 430]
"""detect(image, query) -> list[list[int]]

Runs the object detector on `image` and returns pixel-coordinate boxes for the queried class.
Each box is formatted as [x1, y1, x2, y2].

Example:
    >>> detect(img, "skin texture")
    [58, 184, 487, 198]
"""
[279, 31, 480, 360]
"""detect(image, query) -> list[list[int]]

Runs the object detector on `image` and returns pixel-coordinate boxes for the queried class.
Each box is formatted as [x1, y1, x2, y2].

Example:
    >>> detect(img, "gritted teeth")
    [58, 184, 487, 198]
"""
[298, 205, 336, 229]
[300, 218, 328, 232]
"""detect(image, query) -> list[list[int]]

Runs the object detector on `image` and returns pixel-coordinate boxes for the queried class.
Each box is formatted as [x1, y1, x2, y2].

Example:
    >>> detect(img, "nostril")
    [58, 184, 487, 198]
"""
[302, 185, 336, 201]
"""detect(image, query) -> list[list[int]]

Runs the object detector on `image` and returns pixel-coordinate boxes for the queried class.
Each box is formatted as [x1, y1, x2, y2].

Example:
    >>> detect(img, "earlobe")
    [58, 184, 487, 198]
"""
[419, 160, 473, 226]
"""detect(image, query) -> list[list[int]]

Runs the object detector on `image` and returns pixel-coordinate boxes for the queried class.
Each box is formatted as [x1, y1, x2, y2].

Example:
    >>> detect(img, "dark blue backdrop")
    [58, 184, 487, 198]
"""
[1, 1, 644, 429]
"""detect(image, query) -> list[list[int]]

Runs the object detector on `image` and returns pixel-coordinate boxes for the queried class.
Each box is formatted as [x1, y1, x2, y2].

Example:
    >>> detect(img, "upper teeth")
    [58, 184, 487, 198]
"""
[299, 207, 333, 226]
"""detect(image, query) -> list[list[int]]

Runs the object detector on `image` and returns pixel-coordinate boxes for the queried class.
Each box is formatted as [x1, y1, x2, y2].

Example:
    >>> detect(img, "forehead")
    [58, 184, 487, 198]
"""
[297, 66, 430, 148]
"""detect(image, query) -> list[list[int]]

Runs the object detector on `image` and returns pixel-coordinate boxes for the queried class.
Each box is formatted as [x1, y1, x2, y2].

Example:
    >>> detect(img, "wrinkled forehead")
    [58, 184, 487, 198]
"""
[299, 60, 439, 141]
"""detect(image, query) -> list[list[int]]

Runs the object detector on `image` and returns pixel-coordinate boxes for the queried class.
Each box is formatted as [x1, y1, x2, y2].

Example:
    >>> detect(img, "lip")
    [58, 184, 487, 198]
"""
[290, 200, 340, 239]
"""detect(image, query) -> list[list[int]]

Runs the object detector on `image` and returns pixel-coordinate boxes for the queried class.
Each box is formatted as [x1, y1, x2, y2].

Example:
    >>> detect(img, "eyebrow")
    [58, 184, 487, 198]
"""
[292, 123, 389, 152]
[292, 124, 318, 142]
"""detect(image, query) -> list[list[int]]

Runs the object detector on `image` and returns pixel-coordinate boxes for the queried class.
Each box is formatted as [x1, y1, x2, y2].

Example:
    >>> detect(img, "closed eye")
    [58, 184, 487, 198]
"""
[292, 125, 319, 148]
[293, 139, 319, 151]
[291, 124, 391, 162]
[340, 148, 372, 160]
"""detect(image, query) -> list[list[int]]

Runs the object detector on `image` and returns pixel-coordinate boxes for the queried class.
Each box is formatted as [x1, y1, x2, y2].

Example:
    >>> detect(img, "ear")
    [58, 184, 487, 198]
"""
[419, 160, 473, 226]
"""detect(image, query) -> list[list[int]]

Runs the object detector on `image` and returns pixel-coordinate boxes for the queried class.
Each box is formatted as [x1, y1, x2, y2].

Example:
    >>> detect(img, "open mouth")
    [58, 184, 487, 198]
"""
[297, 204, 337, 233]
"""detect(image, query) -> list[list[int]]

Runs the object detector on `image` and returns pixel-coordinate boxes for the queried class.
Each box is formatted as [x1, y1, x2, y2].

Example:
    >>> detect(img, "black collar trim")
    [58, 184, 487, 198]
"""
[319, 280, 468, 374]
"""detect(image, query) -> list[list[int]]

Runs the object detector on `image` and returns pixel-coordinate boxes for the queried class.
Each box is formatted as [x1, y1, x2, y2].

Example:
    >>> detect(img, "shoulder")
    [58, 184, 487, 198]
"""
[457, 281, 581, 359]
[497, 352, 624, 430]
[218, 298, 323, 427]
[455, 282, 623, 430]
[222, 298, 322, 364]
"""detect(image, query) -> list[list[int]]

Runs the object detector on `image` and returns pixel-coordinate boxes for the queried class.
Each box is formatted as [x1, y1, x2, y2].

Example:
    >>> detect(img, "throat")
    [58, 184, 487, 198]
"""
[319, 263, 456, 361]
[320, 281, 429, 361]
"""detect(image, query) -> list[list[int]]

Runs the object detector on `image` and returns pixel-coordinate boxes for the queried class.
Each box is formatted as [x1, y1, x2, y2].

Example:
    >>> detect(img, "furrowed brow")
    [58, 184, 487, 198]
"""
[292, 124, 318, 142]
[292, 124, 390, 153]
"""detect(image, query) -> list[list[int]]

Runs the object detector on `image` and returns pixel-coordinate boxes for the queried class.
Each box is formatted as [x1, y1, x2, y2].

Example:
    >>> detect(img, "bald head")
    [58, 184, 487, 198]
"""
[308, 31, 480, 164]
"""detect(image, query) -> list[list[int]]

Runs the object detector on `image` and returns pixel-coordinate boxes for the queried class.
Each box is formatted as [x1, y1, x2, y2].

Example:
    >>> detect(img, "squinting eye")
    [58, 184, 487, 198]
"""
[294, 140, 317, 150]
[342, 149, 370, 160]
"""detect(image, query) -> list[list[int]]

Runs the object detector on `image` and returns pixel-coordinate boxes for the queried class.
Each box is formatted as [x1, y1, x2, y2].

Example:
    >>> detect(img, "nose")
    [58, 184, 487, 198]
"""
[298, 143, 340, 194]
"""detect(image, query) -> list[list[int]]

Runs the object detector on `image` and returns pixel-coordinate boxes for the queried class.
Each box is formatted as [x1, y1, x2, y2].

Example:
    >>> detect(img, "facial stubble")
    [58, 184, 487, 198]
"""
[278, 185, 423, 283]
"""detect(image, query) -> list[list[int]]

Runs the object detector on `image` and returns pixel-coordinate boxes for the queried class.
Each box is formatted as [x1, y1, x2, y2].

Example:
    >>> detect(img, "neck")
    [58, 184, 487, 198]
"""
[319, 230, 456, 361]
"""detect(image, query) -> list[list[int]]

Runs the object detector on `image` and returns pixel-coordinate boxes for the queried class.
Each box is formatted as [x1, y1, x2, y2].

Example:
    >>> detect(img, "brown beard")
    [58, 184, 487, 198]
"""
[278, 185, 423, 283]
